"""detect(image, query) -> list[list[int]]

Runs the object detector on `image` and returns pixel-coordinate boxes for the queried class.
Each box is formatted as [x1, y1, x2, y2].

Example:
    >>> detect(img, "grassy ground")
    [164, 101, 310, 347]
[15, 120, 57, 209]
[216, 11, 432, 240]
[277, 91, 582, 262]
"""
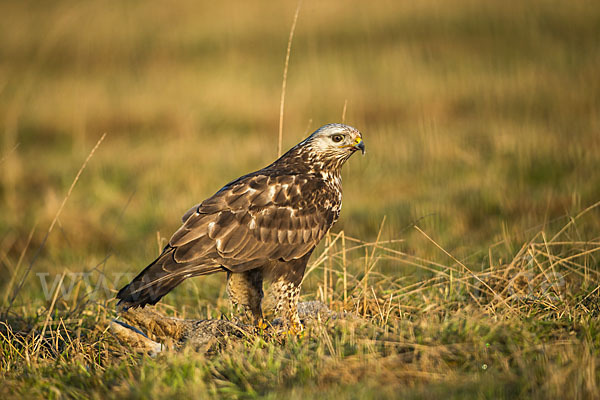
[1, 0, 599, 398]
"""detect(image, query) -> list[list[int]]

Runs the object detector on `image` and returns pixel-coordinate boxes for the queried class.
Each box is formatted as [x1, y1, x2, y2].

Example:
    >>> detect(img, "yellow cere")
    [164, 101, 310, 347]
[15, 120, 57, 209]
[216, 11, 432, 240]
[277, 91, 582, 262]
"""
[340, 137, 363, 149]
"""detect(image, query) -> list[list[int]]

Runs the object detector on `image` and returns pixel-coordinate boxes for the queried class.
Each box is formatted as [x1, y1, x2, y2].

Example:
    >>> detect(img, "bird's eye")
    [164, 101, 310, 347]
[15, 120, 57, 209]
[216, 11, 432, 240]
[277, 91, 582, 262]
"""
[331, 134, 344, 143]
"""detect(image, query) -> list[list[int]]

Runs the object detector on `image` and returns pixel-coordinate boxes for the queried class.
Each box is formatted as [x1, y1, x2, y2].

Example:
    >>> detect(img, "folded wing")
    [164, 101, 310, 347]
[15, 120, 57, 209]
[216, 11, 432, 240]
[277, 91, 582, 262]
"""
[171, 172, 337, 271]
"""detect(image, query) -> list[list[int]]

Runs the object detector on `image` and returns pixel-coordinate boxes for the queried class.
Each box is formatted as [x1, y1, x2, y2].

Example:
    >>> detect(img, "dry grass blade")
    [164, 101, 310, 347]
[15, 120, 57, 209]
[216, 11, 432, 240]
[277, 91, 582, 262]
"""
[4, 133, 106, 316]
[414, 225, 511, 310]
[277, 0, 302, 158]
[0, 143, 19, 164]
[304, 230, 343, 277]
[550, 200, 600, 242]
[3, 224, 37, 306]
[33, 273, 65, 356]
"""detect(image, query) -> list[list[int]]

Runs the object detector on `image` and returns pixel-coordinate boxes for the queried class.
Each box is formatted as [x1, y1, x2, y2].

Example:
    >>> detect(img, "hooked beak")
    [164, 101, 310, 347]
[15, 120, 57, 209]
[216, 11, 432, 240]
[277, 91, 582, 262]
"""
[353, 138, 365, 155]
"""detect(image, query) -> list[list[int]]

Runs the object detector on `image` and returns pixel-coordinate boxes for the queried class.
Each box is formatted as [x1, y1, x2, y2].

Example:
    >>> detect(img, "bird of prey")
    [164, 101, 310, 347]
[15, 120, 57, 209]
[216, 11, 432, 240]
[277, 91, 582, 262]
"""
[116, 123, 365, 332]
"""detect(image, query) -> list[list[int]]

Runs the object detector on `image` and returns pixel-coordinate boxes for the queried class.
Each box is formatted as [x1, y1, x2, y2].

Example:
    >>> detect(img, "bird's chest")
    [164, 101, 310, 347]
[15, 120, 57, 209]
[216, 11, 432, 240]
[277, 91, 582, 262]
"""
[317, 172, 343, 224]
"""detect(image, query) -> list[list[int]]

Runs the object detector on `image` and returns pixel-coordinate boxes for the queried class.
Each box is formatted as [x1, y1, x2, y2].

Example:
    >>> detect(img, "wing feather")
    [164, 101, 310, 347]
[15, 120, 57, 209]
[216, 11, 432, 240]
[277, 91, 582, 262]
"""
[181, 204, 201, 222]
[174, 239, 214, 262]
[168, 172, 338, 270]
[302, 226, 312, 242]
[277, 229, 287, 244]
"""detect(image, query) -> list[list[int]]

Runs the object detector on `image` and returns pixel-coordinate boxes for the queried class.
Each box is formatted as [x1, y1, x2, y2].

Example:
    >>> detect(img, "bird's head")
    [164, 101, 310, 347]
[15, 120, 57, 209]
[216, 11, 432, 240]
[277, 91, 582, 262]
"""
[273, 123, 365, 174]
[302, 123, 365, 167]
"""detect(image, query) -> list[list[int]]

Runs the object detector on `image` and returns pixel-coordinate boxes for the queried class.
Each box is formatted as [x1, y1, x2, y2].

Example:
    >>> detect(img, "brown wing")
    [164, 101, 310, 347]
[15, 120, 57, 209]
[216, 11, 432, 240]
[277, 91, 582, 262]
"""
[169, 172, 338, 271]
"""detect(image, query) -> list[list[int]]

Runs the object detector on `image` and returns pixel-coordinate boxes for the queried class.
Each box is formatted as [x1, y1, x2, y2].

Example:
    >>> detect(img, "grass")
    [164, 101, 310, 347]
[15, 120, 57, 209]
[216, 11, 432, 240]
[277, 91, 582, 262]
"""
[1, 0, 600, 398]
[2, 219, 599, 399]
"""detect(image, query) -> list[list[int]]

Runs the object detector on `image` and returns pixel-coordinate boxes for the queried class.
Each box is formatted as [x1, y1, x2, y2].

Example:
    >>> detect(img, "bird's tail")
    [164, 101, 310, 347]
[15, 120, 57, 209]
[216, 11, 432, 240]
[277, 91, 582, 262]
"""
[116, 246, 223, 309]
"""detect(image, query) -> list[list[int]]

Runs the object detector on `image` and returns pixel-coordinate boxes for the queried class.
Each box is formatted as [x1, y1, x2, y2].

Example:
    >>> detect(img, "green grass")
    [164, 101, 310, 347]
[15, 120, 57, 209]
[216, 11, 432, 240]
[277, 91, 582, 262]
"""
[1, 0, 600, 398]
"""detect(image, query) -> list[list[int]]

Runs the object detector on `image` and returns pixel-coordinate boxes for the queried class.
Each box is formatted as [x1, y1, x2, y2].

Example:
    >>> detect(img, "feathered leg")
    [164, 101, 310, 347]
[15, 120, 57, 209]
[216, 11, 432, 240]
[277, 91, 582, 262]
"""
[226, 268, 264, 327]
[265, 251, 312, 333]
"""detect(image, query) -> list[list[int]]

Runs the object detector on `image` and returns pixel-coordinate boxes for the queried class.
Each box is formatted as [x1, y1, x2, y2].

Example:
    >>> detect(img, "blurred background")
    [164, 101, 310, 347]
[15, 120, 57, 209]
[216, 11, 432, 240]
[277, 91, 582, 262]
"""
[1, 0, 599, 308]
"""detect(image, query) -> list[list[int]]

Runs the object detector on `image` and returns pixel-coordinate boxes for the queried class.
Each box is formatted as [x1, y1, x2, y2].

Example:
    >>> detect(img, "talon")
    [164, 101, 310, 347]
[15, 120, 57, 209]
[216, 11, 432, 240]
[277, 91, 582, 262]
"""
[286, 321, 304, 335]
[256, 318, 268, 330]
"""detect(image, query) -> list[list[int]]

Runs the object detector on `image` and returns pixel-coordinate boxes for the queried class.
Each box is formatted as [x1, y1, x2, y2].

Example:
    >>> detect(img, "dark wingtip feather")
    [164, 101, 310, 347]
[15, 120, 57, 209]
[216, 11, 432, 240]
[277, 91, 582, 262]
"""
[116, 279, 167, 310]
[115, 255, 174, 310]
[115, 246, 225, 311]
